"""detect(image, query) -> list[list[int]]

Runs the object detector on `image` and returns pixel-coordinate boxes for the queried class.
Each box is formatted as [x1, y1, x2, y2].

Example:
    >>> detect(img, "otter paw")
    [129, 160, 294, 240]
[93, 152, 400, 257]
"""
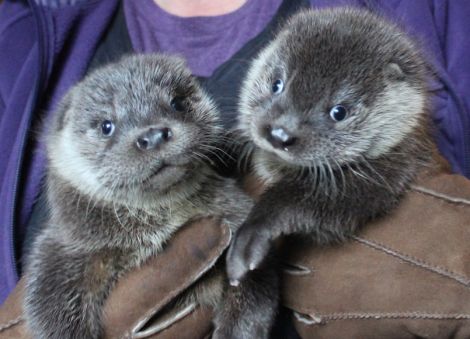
[226, 224, 271, 285]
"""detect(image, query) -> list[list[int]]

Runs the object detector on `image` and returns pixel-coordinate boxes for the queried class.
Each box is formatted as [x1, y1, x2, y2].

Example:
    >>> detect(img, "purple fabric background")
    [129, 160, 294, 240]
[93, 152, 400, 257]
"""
[0, 0, 469, 303]
[124, 0, 283, 77]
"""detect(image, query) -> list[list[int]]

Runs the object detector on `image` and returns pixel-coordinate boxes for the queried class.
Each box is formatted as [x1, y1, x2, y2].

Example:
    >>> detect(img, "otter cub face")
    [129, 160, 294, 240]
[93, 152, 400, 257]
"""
[240, 8, 428, 168]
[47, 55, 220, 206]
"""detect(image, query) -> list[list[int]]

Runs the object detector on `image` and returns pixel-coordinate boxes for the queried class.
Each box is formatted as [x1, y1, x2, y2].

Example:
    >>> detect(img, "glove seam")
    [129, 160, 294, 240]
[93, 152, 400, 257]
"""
[293, 311, 470, 325]
[352, 236, 470, 288]
[411, 184, 470, 206]
[0, 316, 24, 332]
[130, 225, 232, 337]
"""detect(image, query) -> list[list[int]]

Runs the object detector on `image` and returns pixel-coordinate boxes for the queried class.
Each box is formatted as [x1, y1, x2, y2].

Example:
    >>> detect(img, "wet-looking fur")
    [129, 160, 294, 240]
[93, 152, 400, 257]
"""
[226, 7, 437, 336]
[23, 55, 258, 339]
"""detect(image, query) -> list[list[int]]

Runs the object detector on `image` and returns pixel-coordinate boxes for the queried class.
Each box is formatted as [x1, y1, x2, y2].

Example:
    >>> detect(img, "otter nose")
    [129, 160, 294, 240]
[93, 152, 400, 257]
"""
[265, 125, 297, 149]
[136, 127, 173, 150]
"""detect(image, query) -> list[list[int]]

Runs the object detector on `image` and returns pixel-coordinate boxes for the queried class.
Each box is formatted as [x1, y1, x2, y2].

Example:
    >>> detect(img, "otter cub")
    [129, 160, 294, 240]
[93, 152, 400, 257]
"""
[24, 55, 254, 338]
[226, 6, 436, 331]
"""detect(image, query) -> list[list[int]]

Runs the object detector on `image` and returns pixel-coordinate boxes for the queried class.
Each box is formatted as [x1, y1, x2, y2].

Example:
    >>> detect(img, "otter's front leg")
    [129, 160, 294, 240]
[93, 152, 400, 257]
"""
[213, 258, 279, 339]
[225, 184, 299, 285]
[24, 235, 127, 339]
[225, 178, 352, 284]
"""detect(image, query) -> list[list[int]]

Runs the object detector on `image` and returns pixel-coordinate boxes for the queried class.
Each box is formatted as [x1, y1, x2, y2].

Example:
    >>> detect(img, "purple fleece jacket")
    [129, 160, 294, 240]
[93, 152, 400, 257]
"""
[0, 0, 469, 303]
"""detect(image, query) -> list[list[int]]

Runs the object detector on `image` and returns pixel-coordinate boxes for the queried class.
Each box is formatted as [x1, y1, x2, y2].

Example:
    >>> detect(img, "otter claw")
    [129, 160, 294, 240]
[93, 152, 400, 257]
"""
[226, 224, 271, 283]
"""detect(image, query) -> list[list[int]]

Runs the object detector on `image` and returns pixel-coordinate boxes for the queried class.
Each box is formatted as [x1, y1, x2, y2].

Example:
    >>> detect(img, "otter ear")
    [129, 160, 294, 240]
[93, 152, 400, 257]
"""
[384, 62, 405, 81]
[53, 90, 74, 132]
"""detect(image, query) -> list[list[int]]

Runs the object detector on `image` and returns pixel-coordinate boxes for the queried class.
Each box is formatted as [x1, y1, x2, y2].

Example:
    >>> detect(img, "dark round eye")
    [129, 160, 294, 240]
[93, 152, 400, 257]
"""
[170, 96, 185, 112]
[329, 105, 348, 122]
[101, 120, 115, 136]
[272, 79, 284, 94]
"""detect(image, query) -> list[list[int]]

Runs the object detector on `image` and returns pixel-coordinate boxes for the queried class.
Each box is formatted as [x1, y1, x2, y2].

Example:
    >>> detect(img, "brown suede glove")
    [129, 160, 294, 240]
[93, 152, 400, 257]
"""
[2, 172, 470, 339]
[281, 173, 470, 338]
[0, 218, 230, 339]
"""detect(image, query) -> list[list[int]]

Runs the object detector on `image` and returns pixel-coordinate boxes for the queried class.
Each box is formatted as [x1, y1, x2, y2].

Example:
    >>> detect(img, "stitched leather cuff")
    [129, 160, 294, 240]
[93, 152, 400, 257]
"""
[282, 174, 470, 338]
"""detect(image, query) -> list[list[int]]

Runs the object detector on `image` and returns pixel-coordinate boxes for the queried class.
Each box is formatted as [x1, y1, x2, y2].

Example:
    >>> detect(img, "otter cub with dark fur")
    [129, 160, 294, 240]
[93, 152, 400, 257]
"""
[226, 6, 436, 333]
[23, 55, 256, 338]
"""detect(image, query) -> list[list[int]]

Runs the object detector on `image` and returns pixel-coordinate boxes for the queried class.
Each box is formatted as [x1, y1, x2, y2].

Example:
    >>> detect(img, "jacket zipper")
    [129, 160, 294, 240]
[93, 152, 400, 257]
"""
[9, 0, 50, 280]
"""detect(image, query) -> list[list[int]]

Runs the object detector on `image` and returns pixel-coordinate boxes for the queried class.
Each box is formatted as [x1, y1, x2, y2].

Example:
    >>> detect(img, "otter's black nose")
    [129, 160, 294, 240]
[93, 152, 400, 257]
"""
[265, 125, 297, 149]
[136, 127, 173, 150]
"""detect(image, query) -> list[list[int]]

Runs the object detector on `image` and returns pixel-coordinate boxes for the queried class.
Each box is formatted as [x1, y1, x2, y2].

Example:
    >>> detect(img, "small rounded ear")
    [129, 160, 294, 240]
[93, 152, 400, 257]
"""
[384, 62, 405, 81]
[52, 90, 75, 132]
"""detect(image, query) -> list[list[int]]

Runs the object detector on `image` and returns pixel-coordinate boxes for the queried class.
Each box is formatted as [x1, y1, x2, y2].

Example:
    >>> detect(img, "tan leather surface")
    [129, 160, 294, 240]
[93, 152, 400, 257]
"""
[0, 218, 230, 339]
[104, 217, 230, 338]
[2, 170, 470, 339]
[282, 173, 470, 338]
[0, 279, 31, 339]
[153, 306, 213, 339]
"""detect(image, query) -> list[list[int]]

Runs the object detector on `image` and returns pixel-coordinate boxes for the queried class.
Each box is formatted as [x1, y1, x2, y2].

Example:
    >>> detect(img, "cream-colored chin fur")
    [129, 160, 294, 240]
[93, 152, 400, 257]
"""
[48, 126, 212, 212]
[252, 150, 281, 186]
[48, 126, 103, 198]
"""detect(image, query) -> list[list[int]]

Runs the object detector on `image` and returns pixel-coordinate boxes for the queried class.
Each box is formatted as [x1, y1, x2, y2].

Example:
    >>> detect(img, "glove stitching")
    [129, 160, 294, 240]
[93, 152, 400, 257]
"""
[411, 185, 470, 206]
[0, 316, 23, 332]
[323, 312, 470, 321]
[294, 311, 470, 325]
[281, 262, 312, 276]
[352, 236, 470, 288]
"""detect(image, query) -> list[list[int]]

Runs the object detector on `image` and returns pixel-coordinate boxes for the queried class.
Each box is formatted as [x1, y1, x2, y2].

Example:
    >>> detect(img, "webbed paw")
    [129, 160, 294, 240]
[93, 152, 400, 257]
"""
[226, 223, 272, 285]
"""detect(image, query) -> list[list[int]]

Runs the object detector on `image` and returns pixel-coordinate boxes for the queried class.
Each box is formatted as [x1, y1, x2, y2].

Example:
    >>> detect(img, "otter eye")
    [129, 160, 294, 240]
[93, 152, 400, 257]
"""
[329, 105, 348, 122]
[101, 120, 115, 136]
[170, 97, 185, 112]
[272, 79, 284, 94]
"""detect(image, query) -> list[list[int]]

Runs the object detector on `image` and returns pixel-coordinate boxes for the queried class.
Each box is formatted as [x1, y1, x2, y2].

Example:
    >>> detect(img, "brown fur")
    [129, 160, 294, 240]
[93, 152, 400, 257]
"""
[225, 7, 438, 338]
[23, 54, 253, 339]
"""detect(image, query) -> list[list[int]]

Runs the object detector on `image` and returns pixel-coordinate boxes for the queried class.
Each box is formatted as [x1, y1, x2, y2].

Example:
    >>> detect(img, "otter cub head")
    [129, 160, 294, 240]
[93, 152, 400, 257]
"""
[47, 54, 221, 207]
[240, 8, 430, 171]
